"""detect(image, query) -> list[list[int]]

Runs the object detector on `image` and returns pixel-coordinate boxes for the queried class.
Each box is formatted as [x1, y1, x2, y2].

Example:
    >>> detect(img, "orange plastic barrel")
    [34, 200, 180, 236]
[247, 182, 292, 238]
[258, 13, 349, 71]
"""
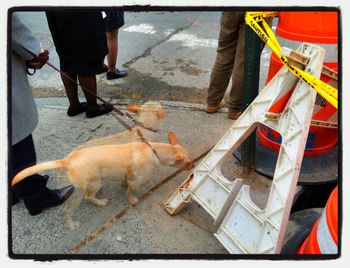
[257, 59, 338, 156]
[259, 11, 338, 157]
[276, 12, 338, 44]
[297, 218, 322, 253]
[325, 185, 338, 246]
[297, 186, 338, 254]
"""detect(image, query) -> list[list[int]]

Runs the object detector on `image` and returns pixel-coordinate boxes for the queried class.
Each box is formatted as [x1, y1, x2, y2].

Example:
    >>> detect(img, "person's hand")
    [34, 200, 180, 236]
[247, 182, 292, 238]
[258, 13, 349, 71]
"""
[25, 49, 49, 70]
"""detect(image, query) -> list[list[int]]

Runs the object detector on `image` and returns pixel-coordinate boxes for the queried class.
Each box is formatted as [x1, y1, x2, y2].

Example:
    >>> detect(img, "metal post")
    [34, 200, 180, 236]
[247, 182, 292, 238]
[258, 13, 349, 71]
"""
[240, 23, 263, 174]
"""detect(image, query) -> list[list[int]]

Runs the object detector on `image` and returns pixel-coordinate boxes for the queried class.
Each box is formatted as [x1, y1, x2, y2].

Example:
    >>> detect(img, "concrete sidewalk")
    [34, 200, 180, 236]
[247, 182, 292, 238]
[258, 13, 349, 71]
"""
[10, 11, 274, 257]
[11, 97, 272, 255]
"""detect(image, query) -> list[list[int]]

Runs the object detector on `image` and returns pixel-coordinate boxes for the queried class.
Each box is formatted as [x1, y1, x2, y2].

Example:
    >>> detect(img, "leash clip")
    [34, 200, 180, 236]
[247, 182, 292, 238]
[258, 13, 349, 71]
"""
[26, 67, 36, 76]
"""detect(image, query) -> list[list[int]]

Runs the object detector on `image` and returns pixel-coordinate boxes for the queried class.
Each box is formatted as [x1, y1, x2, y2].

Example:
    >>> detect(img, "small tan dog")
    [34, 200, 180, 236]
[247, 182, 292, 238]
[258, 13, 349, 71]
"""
[77, 101, 166, 150]
[12, 132, 193, 230]
[56, 101, 165, 187]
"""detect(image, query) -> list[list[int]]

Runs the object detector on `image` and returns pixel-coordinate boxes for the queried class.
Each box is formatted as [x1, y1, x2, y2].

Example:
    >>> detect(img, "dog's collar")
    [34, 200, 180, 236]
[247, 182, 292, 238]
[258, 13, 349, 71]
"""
[135, 129, 160, 161]
[150, 145, 160, 161]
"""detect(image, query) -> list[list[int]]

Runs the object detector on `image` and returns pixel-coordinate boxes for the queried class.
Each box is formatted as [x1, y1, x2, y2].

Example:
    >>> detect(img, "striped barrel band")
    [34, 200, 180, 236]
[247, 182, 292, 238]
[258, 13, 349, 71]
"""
[316, 210, 338, 254]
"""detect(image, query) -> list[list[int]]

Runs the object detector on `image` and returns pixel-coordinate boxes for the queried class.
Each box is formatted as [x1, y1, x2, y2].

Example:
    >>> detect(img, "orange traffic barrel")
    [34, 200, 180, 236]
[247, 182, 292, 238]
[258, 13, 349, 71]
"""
[266, 11, 338, 85]
[255, 11, 338, 184]
[297, 185, 338, 254]
[276, 12, 338, 44]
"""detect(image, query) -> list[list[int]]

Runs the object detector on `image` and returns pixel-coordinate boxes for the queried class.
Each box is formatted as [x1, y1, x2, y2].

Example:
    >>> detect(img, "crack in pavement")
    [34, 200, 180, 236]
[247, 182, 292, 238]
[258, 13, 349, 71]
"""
[90, 123, 104, 133]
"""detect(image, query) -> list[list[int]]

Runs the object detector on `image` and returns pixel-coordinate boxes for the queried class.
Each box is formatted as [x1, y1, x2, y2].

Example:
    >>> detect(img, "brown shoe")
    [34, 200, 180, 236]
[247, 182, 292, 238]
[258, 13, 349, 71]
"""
[228, 110, 242, 120]
[206, 100, 225, 113]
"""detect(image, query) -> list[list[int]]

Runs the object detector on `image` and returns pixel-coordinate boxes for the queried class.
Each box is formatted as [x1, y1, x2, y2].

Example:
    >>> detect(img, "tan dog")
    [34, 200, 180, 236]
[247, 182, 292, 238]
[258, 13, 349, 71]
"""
[12, 132, 193, 230]
[77, 101, 166, 150]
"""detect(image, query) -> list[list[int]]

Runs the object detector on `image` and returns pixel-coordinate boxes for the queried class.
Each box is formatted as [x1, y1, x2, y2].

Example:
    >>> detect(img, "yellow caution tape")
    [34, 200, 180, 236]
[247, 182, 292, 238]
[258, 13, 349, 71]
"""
[245, 12, 338, 109]
[248, 12, 279, 20]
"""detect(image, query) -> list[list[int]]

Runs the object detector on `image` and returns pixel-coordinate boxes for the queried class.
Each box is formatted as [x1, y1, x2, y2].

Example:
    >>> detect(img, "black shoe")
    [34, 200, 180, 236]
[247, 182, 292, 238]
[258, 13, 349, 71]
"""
[12, 174, 49, 206]
[106, 69, 128, 80]
[67, 102, 88, 117]
[86, 104, 113, 118]
[26, 185, 75, 216]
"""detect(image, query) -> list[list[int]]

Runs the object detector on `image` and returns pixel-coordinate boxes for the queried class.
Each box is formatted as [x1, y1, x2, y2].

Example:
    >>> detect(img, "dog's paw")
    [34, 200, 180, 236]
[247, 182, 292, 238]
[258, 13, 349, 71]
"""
[128, 196, 139, 206]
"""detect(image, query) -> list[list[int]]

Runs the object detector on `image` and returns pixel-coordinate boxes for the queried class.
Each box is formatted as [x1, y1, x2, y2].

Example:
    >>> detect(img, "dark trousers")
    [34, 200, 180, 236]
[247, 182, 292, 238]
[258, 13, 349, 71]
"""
[11, 134, 48, 205]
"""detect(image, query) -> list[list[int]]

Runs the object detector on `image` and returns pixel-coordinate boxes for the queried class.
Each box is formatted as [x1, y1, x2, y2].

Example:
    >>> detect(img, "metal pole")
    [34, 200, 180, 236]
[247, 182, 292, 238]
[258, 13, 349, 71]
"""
[240, 23, 263, 175]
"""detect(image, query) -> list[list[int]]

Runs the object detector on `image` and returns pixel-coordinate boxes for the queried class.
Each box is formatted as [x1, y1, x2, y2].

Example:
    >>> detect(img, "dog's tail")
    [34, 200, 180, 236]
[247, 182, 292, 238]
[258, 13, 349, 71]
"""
[12, 159, 66, 186]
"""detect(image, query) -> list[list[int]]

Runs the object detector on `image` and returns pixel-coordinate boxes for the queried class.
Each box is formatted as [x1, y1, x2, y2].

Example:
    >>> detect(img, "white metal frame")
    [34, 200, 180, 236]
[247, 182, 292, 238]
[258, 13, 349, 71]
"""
[164, 43, 325, 254]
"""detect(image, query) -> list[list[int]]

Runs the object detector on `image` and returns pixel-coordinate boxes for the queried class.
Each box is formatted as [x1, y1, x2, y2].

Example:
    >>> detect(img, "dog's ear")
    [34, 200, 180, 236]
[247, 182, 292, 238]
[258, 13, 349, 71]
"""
[157, 108, 166, 118]
[168, 131, 177, 145]
[127, 104, 141, 113]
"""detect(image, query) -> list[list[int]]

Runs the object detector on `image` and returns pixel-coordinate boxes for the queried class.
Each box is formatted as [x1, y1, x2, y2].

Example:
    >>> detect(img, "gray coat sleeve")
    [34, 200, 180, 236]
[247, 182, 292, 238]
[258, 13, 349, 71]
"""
[12, 13, 41, 60]
[11, 13, 41, 145]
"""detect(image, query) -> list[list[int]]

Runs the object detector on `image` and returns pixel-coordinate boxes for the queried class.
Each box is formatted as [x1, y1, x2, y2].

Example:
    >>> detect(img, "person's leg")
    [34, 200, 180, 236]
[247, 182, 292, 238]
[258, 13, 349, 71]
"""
[106, 30, 118, 73]
[207, 12, 242, 110]
[105, 29, 128, 80]
[11, 134, 48, 206]
[104, 11, 128, 80]
[77, 75, 112, 118]
[228, 13, 245, 119]
[60, 72, 88, 116]
[77, 75, 98, 108]
[11, 134, 74, 214]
